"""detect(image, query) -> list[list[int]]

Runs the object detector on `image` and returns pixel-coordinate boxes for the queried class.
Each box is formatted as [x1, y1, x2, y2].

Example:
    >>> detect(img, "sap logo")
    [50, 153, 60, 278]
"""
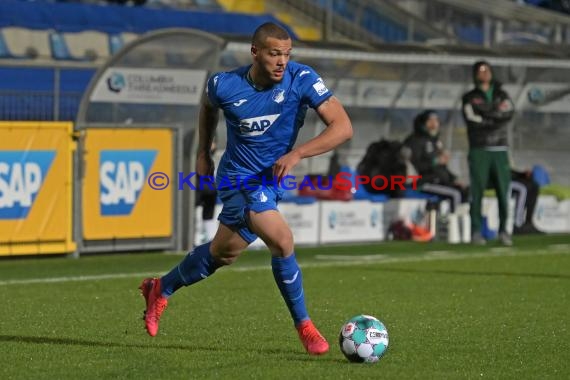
[99, 150, 157, 216]
[312, 78, 329, 96]
[0, 151, 56, 220]
[239, 114, 280, 136]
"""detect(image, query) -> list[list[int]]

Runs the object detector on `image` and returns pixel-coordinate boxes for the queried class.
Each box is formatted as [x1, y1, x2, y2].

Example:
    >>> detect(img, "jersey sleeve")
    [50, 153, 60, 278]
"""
[205, 72, 224, 108]
[297, 66, 333, 109]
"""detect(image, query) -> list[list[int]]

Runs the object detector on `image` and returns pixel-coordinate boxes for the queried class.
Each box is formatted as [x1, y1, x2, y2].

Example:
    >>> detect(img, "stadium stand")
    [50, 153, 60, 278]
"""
[0, 0, 297, 120]
[409, 0, 570, 46]
[2, 27, 53, 59]
[54, 31, 111, 61]
[0, 0, 294, 37]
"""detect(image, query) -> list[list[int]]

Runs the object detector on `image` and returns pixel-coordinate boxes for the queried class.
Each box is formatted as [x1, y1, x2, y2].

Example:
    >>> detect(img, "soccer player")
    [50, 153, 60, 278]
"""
[139, 22, 353, 355]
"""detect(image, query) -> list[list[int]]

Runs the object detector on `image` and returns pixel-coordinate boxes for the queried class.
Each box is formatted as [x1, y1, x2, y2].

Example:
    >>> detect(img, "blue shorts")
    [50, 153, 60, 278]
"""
[217, 184, 283, 244]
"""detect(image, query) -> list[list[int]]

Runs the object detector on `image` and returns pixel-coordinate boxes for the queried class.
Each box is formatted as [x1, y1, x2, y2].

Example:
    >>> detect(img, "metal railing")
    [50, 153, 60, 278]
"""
[0, 60, 98, 121]
[0, 90, 83, 121]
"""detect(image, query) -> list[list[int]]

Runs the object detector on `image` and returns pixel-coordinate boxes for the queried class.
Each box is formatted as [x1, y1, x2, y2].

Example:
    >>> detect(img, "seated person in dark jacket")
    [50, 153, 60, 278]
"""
[402, 110, 469, 213]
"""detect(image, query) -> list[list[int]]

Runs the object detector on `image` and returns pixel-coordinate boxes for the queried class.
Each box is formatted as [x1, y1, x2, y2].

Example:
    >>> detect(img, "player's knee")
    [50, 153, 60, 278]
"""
[214, 253, 239, 266]
[211, 248, 242, 266]
[267, 230, 294, 257]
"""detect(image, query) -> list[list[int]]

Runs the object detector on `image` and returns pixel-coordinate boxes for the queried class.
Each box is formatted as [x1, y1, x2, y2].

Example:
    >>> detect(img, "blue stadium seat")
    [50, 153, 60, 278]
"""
[108, 34, 123, 55]
[0, 31, 9, 58]
[455, 25, 484, 45]
[49, 32, 72, 60]
[0, 0, 296, 38]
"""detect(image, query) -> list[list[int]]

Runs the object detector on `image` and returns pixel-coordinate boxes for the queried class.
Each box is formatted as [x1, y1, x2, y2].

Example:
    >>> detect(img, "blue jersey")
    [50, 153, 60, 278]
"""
[206, 61, 333, 187]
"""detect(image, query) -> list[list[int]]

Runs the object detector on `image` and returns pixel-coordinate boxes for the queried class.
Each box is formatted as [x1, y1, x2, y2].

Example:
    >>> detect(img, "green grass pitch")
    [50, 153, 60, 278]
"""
[1, 234, 569, 379]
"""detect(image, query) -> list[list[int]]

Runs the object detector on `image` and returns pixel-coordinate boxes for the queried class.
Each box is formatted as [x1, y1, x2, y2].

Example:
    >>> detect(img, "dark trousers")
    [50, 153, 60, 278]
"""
[468, 149, 511, 233]
[196, 189, 217, 220]
[511, 176, 539, 227]
[421, 183, 469, 213]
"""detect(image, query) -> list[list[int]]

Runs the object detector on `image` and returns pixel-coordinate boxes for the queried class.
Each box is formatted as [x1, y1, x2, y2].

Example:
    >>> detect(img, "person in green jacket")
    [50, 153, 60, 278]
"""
[461, 61, 515, 246]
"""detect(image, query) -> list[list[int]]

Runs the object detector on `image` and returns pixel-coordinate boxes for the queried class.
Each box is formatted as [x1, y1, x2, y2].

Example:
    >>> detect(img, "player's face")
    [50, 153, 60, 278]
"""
[253, 37, 292, 83]
[476, 64, 492, 84]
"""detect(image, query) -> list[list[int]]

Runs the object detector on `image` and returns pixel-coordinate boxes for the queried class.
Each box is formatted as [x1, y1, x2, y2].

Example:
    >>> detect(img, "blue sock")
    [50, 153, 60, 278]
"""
[271, 253, 309, 326]
[160, 242, 220, 298]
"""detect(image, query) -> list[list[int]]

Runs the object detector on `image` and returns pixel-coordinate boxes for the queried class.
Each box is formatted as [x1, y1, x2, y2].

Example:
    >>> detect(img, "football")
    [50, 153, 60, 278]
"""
[339, 315, 389, 363]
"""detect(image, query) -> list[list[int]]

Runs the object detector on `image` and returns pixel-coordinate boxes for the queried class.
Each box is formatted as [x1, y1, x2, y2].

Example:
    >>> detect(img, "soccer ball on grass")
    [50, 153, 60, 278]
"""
[339, 314, 389, 363]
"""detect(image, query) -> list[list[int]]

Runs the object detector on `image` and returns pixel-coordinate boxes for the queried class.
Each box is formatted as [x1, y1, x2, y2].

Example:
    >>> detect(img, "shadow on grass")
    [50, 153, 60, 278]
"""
[0, 334, 224, 353]
[0, 334, 345, 363]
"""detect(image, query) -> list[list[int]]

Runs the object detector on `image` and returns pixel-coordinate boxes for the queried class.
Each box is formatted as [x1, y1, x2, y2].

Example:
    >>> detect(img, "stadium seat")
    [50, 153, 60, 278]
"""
[108, 34, 123, 55]
[49, 32, 72, 60]
[109, 32, 140, 54]
[60, 31, 110, 61]
[2, 27, 52, 59]
[0, 31, 10, 58]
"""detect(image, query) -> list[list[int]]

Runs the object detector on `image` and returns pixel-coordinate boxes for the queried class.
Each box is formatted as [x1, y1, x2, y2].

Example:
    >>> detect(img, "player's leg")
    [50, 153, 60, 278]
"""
[468, 148, 490, 244]
[247, 206, 329, 355]
[491, 151, 512, 244]
[140, 188, 250, 337]
[420, 183, 462, 213]
[161, 223, 248, 296]
[140, 224, 248, 337]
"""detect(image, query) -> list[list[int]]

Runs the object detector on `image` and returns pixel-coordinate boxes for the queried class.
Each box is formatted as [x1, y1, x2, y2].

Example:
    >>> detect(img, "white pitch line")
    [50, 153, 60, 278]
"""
[0, 272, 159, 286]
[0, 248, 568, 287]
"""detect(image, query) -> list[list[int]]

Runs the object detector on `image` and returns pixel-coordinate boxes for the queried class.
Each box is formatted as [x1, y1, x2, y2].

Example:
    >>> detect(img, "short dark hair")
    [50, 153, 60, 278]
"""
[252, 22, 291, 48]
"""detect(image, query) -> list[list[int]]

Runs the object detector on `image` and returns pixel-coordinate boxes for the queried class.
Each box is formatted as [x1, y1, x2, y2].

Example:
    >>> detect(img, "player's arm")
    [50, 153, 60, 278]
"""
[196, 94, 219, 177]
[273, 96, 353, 181]
[462, 96, 501, 129]
[484, 94, 514, 123]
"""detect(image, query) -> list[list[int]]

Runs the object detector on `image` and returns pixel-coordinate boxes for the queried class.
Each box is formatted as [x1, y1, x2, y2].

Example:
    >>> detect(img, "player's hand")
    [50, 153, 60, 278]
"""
[273, 150, 302, 184]
[196, 154, 215, 177]
[438, 151, 450, 165]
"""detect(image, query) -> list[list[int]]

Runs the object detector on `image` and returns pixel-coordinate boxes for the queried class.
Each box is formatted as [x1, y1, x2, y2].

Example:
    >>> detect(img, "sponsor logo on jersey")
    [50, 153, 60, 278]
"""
[312, 77, 329, 96]
[99, 150, 157, 216]
[238, 114, 280, 136]
[0, 150, 56, 220]
[233, 99, 247, 107]
[299, 70, 311, 77]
